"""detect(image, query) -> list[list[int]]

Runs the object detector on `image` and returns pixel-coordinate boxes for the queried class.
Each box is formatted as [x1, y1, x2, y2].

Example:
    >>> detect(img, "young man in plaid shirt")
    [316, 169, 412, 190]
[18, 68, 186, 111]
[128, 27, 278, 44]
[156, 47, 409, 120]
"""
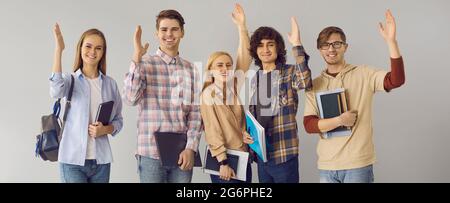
[246, 17, 312, 183]
[123, 10, 201, 183]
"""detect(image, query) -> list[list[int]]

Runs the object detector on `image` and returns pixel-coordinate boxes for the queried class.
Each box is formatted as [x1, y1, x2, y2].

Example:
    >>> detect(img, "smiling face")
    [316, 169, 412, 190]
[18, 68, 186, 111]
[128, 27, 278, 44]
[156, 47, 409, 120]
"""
[319, 33, 348, 65]
[156, 18, 184, 52]
[210, 54, 234, 84]
[81, 34, 104, 67]
[256, 39, 278, 65]
[249, 27, 287, 69]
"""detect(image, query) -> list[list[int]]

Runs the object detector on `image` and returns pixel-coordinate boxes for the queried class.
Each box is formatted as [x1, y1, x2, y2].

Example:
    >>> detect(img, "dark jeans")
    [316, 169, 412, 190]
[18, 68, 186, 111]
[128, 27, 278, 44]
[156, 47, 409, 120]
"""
[257, 157, 299, 183]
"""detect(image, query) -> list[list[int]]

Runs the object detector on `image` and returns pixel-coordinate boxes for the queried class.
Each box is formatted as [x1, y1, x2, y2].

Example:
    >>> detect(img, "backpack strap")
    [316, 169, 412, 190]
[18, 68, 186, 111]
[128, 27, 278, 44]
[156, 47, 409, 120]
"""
[53, 99, 61, 117]
[62, 75, 75, 122]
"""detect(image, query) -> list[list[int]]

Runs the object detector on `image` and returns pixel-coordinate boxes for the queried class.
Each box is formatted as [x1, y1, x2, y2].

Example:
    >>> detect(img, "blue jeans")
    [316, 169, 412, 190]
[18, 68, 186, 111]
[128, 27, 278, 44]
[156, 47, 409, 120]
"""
[257, 157, 299, 183]
[319, 164, 374, 183]
[210, 161, 252, 183]
[137, 155, 192, 183]
[60, 160, 111, 183]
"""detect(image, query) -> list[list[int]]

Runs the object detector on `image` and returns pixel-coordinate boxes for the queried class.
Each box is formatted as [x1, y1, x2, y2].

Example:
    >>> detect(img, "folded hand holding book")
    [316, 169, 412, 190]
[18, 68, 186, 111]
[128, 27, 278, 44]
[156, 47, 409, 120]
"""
[315, 88, 352, 139]
[245, 111, 267, 162]
[203, 146, 249, 181]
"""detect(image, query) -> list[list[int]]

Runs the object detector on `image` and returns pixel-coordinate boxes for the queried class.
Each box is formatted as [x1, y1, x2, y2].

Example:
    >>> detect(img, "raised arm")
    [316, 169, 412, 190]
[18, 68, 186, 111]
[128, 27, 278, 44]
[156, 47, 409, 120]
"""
[287, 17, 302, 47]
[379, 9, 401, 58]
[52, 23, 64, 73]
[232, 4, 251, 92]
[232, 4, 251, 73]
[49, 23, 71, 99]
[123, 26, 149, 106]
[133, 25, 149, 63]
[288, 17, 312, 91]
[379, 9, 405, 91]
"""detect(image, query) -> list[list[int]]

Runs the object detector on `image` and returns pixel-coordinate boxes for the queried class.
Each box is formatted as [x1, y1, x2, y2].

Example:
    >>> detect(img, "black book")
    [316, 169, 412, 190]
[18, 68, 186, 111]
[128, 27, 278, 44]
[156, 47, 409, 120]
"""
[154, 132, 202, 167]
[204, 149, 239, 172]
[95, 101, 114, 125]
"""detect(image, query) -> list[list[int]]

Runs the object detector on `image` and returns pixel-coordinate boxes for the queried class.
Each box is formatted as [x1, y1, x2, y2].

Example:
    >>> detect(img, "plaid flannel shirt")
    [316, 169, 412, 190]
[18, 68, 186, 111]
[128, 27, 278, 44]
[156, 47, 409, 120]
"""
[249, 45, 312, 164]
[123, 48, 202, 159]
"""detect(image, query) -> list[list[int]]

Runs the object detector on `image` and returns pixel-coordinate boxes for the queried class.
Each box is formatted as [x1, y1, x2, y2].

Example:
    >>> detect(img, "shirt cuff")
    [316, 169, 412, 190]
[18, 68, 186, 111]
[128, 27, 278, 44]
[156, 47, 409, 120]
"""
[215, 152, 227, 162]
[129, 61, 141, 74]
[210, 145, 227, 161]
[110, 123, 119, 136]
[391, 56, 403, 60]
[292, 45, 306, 57]
[186, 136, 200, 153]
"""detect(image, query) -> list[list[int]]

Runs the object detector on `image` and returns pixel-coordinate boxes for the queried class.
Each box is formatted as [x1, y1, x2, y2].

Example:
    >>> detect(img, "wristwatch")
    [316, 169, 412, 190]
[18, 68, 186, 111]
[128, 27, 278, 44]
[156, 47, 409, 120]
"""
[219, 159, 228, 166]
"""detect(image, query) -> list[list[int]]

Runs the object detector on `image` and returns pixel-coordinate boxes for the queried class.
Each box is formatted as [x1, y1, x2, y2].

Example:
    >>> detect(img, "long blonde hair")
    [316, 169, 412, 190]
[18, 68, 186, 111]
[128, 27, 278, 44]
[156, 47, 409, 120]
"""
[202, 51, 238, 104]
[73, 29, 107, 74]
[202, 51, 233, 92]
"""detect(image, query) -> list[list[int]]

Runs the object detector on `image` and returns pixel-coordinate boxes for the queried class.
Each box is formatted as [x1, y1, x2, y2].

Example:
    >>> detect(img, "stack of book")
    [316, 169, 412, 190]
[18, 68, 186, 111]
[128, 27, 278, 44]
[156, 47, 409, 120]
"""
[315, 88, 352, 139]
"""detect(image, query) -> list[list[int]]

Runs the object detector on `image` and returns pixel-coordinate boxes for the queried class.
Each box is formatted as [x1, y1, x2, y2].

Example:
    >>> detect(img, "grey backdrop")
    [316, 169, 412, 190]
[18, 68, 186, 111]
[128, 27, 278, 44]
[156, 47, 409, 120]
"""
[1, 0, 449, 182]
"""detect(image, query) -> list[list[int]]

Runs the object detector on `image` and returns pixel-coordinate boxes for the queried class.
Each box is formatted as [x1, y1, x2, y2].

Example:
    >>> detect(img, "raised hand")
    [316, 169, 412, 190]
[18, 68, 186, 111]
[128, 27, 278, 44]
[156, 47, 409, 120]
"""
[53, 23, 65, 52]
[378, 9, 396, 42]
[379, 9, 401, 58]
[233, 3, 252, 76]
[287, 17, 302, 46]
[52, 23, 64, 73]
[231, 3, 246, 28]
[133, 25, 149, 63]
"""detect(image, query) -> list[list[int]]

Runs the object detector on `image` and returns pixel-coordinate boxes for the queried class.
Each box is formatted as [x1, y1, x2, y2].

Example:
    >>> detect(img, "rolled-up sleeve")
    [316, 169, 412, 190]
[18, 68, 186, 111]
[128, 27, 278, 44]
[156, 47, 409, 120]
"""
[49, 72, 70, 99]
[292, 46, 312, 91]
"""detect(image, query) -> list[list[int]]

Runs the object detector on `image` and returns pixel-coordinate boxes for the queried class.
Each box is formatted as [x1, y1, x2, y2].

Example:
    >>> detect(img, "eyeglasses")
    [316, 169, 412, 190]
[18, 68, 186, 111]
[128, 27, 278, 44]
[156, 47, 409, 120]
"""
[319, 41, 346, 50]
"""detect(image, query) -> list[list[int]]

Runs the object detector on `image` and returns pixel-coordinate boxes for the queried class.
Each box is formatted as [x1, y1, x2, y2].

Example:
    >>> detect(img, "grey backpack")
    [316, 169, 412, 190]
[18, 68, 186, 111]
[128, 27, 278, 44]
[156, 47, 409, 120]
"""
[35, 75, 74, 162]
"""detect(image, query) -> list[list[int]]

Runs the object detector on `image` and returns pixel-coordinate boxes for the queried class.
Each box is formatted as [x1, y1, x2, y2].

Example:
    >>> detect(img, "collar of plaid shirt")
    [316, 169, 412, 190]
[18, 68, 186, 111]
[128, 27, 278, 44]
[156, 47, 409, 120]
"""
[156, 48, 181, 65]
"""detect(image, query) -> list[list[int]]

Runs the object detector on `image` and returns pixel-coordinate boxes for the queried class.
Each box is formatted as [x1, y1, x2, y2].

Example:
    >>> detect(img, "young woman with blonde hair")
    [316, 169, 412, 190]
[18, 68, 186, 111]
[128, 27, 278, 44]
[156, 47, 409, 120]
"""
[49, 24, 123, 183]
[200, 4, 253, 183]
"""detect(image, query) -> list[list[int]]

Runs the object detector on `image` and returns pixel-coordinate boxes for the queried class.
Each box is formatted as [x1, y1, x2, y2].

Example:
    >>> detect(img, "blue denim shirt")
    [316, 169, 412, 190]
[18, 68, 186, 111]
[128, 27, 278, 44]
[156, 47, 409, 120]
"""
[49, 69, 123, 166]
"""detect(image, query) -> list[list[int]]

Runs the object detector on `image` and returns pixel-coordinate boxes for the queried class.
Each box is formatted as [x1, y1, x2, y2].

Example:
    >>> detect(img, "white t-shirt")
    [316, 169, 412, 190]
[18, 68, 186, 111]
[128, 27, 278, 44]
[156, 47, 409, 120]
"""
[86, 76, 102, 160]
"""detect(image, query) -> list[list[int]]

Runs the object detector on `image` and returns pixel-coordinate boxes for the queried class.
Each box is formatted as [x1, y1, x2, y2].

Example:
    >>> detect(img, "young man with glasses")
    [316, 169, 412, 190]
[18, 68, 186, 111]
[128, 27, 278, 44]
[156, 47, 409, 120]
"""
[303, 10, 405, 183]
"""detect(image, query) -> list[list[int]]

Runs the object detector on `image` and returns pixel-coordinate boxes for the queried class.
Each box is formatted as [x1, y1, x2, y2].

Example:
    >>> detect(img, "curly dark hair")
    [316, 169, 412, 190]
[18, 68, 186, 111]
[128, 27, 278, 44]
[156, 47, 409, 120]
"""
[249, 26, 286, 68]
